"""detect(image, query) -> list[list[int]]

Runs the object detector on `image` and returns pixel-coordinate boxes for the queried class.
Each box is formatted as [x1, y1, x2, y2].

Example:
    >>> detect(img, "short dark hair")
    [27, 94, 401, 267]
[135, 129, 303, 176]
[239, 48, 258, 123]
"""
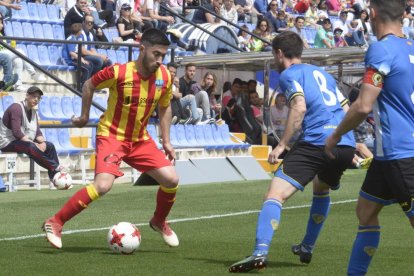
[248, 79, 257, 85]
[295, 16, 305, 23]
[232, 78, 243, 86]
[272, 31, 303, 59]
[370, 0, 405, 22]
[167, 62, 178, 69]
[185, 63, 196, 70]
[322, 18, 331, 25]
[141, 28, 170, 46]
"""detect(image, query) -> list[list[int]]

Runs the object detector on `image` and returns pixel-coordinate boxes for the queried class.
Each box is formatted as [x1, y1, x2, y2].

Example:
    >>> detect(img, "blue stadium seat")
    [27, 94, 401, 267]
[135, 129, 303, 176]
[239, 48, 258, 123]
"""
[193, 124, 216, 151]
[96, 48, 107, 57]
[147, 124, 162, 149]
[16, 44, 27, 55]
[2, 95, 14, 111]
[106, 49, 118, 63]
[22, 22, 35, 43]
[219, 124, 250, 150]
[0, 97, 4, 117]
[210, 124, 233, 150]
[48, 45, 70, 70]
[4, 22, 13, 36]
[13, 2, 30, 22]
[47, 4, 62, 24]
[53, 24, 65, 41]
[37, 4, 50, 24]
[26, 44, 43, 68]
[32, 23, 45, 40]
[43, 128, 79, 154]
[56, 128, 83, 154]
[72, 96, 82, 117]
[27, 3, 40, 22]
[116, 50, 127, 64]
[92, 96, 107, 117]
[201, 124, 224, 150]
[169, 125, 182, 148]
[11, 21, 24, 38]
[38, 45, 59, 70]
[50, 96, 70, 122]
[183, 124, 202, 147]
[38, 96, 55, 120]
[132, 49, 139, 60]
[61, 96, 74, 118]
[175, 124, 190, 147]
[42, 23, 54, 40]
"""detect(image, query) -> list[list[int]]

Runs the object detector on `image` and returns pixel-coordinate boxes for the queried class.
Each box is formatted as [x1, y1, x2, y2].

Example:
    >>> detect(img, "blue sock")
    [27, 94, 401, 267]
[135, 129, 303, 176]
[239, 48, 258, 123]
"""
[301, 192, 331, 251]
[347, 226, 380, 275]
[253, 198, 282, 256]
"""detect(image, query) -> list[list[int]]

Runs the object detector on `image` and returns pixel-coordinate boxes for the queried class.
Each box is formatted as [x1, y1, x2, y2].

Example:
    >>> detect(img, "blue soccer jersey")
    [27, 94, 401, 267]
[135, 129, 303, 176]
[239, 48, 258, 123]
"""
[279, 64, 355, 147]
[364, 35, 414, 160]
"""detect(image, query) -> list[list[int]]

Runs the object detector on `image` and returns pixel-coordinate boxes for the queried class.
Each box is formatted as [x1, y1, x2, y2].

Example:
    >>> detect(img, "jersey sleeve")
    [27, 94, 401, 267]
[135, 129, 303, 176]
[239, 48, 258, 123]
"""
[279, 70, 304, 105]
[91, 65, 116, 90]
[362, 42, 391, 88]
[158, 69, 172, 108]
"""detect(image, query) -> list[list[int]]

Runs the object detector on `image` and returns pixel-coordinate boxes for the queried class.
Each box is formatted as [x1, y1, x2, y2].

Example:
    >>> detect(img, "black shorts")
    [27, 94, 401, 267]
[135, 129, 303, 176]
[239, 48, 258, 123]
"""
[360, 158, 414, 216]
[274, 142, 355, 191]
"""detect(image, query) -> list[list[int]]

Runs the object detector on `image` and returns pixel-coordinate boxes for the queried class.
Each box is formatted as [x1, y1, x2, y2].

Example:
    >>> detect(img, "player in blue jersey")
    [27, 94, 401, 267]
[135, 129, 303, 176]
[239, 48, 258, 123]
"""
[325, 1, 414, 275]
[229, 31, 356, 273]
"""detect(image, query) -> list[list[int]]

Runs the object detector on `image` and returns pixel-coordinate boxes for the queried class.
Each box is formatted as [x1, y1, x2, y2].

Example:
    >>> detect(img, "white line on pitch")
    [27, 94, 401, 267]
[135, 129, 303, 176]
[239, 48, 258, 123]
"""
[0, 199, 357, 242]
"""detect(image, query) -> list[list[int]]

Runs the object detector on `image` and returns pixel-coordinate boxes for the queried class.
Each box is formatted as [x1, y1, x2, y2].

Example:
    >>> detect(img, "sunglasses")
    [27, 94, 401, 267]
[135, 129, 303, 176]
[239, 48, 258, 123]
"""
[122, 7, 132, 10]
[85, 21, 94, 25]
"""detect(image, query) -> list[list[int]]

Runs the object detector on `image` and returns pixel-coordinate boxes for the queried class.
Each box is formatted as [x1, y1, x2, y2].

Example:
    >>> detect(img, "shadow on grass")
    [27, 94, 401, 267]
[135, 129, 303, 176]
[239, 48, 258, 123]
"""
[35, 246, 107, 254]
[185, 257, 304, 269]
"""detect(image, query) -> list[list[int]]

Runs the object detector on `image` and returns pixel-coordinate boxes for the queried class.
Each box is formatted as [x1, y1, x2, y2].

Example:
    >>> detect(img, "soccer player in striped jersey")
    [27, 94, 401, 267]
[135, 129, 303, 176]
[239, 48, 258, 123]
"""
[325, 1, 414, 274]
[229, 31, 355, 273]
[42, 29, 180, 249]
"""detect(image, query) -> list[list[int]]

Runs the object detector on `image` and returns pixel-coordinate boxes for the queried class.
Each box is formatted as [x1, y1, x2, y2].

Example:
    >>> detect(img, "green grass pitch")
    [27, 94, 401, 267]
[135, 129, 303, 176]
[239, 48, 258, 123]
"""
[0, 169, 413, 275]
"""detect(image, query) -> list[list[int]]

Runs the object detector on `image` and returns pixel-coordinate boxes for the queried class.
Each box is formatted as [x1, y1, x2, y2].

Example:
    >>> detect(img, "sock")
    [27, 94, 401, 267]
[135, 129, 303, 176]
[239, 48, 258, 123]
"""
[152, 185, 178, 223]
[54, 185, 100, 225]
[347, 225, 380, 275]
[301, 192, 331, 251]
[253, 198, 282, 256]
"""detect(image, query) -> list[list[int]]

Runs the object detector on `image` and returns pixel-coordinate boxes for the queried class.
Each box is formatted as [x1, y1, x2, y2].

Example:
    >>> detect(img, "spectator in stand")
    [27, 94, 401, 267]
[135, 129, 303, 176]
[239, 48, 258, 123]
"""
[253, 0, 267, 16]
[0, 86, 67, 184]
[221, 0, 238, 31]
[316, 9, 329, 25]
[356, 9, 372, 43]
[250, 18, 273, 51]
[200, 71, 221, 120]
[167, 62, 189, 124]
[179, 63, 202, 123]
[81, 15, 112, 70]
[238, 25, 251, 51]
[274, 10, 289, 33]
[290, 16, 310, 48]
[235, 0, 258, 24]
[0, 52, 18, 92]
[304, 2, 319, 27]
[334, 27, 348, 47]
[0, 0, 21, 19]
[265, 1, 279, 32]
[87, 0, 115, 28]
[403, 0, 414, 28]
[63, 22, 103, 88]
[314, 18, 334, 48]
[346, 19, 366, 46]
[115, 0, 154, 29]
[64, 0, 90, 38]
[117, 3, 143, 42]
[268, 93, 288, 145]
[145, 0, 175, 32]
[0, 15, 46, 91]
[249, 91, 263, 126]
[192, 0, 222, 24]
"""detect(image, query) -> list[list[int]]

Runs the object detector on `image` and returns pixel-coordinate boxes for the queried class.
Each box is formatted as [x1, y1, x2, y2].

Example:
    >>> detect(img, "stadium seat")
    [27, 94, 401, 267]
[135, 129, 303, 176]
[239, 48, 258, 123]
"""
[47, 4, 62, 24]
[11, 21, 24, 38]
[43, 128, 74, 154]
[53, 24, 65, 41]
[26, 45, 43, 68]
[56, 128, 83, 154]
[116, 50, 127, 64]
[91, 127, 96, 148]
[169, 125, 183, 148]
[147, 124, 162, 149]
[38, 45, 59, 70]
[92, 96, 107, 117]
[37, 4, 50, 24]
[132, 49, 139, 60]
[32, 23, 45, 40]
[13, 2, 30, 22]
[27, 3, 40, 22]
[209, 124, 233, 150]
[48, 45, 71, 70]
[16, 44, 27, 55]
[50, 96, 70, 122]
[183, 124, 202, 147]
[106, 49, 118, 63]
[96, 48, 107, 57]
[38, 96, 55, 120]
[201, 124, 224, 150]
[72, 96, 82, 117]
[61, 96, 75, 118]
[4, 22, 13, 36]
[42, 23, 54, 40]
[22, 22, 35, 42]
[0, 97, 4, 117]
[2, 95, 14, 111]
[175, 124, 192, 147]
[219, 124, 250, 150]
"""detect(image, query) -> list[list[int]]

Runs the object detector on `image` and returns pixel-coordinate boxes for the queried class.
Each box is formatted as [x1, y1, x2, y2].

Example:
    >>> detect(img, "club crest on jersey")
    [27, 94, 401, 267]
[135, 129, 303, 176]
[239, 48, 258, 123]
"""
[155, 79, 164, 88]
[372, 72, 383, 87]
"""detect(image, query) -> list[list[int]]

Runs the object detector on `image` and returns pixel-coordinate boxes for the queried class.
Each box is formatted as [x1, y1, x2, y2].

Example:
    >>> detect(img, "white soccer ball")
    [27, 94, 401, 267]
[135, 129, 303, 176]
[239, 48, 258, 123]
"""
[107, 222, 141, 254]
[52, 171, 73, 190]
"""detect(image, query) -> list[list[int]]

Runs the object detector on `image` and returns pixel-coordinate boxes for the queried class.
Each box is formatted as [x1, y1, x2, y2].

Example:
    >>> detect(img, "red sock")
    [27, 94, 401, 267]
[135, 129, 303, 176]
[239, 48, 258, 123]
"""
[153, 186, 177, 223]
[54, 185, 100, 225]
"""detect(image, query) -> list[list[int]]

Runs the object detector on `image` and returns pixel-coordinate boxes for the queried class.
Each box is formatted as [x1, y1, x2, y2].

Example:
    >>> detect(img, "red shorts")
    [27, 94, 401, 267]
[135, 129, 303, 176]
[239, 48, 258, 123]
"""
[95, 136, 172, 177]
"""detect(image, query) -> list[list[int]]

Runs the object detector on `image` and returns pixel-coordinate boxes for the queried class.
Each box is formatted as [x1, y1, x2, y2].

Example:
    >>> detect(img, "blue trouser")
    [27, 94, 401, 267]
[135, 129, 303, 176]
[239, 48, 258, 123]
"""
[0, 51, 14, 83]
[1, 141, 60, 180]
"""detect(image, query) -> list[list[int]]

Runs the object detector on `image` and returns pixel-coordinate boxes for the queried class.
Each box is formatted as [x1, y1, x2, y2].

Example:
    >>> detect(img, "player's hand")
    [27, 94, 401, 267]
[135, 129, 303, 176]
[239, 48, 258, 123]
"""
[35, 142, 46, 152]
[324, 133, 340, 159]
[268, 144, 285, 164]
[163, 142, 176, 165]
[71, 115, 89, 128]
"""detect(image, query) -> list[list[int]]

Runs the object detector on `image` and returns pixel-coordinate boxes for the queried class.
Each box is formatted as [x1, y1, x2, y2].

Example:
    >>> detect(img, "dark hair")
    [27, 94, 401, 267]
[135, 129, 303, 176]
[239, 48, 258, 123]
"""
[185, 62, 196, 70]
[370, 0, 405, 22]
[248, 79, 257, 85]
[237, 24, 249, 36]
[167, 62, 178, 68]
[141, 28, 170, 46]
[295, 16, 305, 23]
[271, 31, 303, 59]
[232, 78, 243, 86]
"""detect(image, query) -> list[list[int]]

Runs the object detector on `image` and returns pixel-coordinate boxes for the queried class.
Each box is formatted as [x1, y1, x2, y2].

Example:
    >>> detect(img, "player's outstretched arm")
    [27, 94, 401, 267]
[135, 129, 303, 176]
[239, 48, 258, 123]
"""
[72, 80, 96, 128]
[158, 104, 176, 163]
[325, 83, 380, 158]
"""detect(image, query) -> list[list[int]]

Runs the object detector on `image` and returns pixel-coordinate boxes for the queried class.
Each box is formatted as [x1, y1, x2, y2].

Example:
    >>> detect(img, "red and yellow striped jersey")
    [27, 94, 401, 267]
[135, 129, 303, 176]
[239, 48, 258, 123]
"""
[91, 61, 172, 141]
